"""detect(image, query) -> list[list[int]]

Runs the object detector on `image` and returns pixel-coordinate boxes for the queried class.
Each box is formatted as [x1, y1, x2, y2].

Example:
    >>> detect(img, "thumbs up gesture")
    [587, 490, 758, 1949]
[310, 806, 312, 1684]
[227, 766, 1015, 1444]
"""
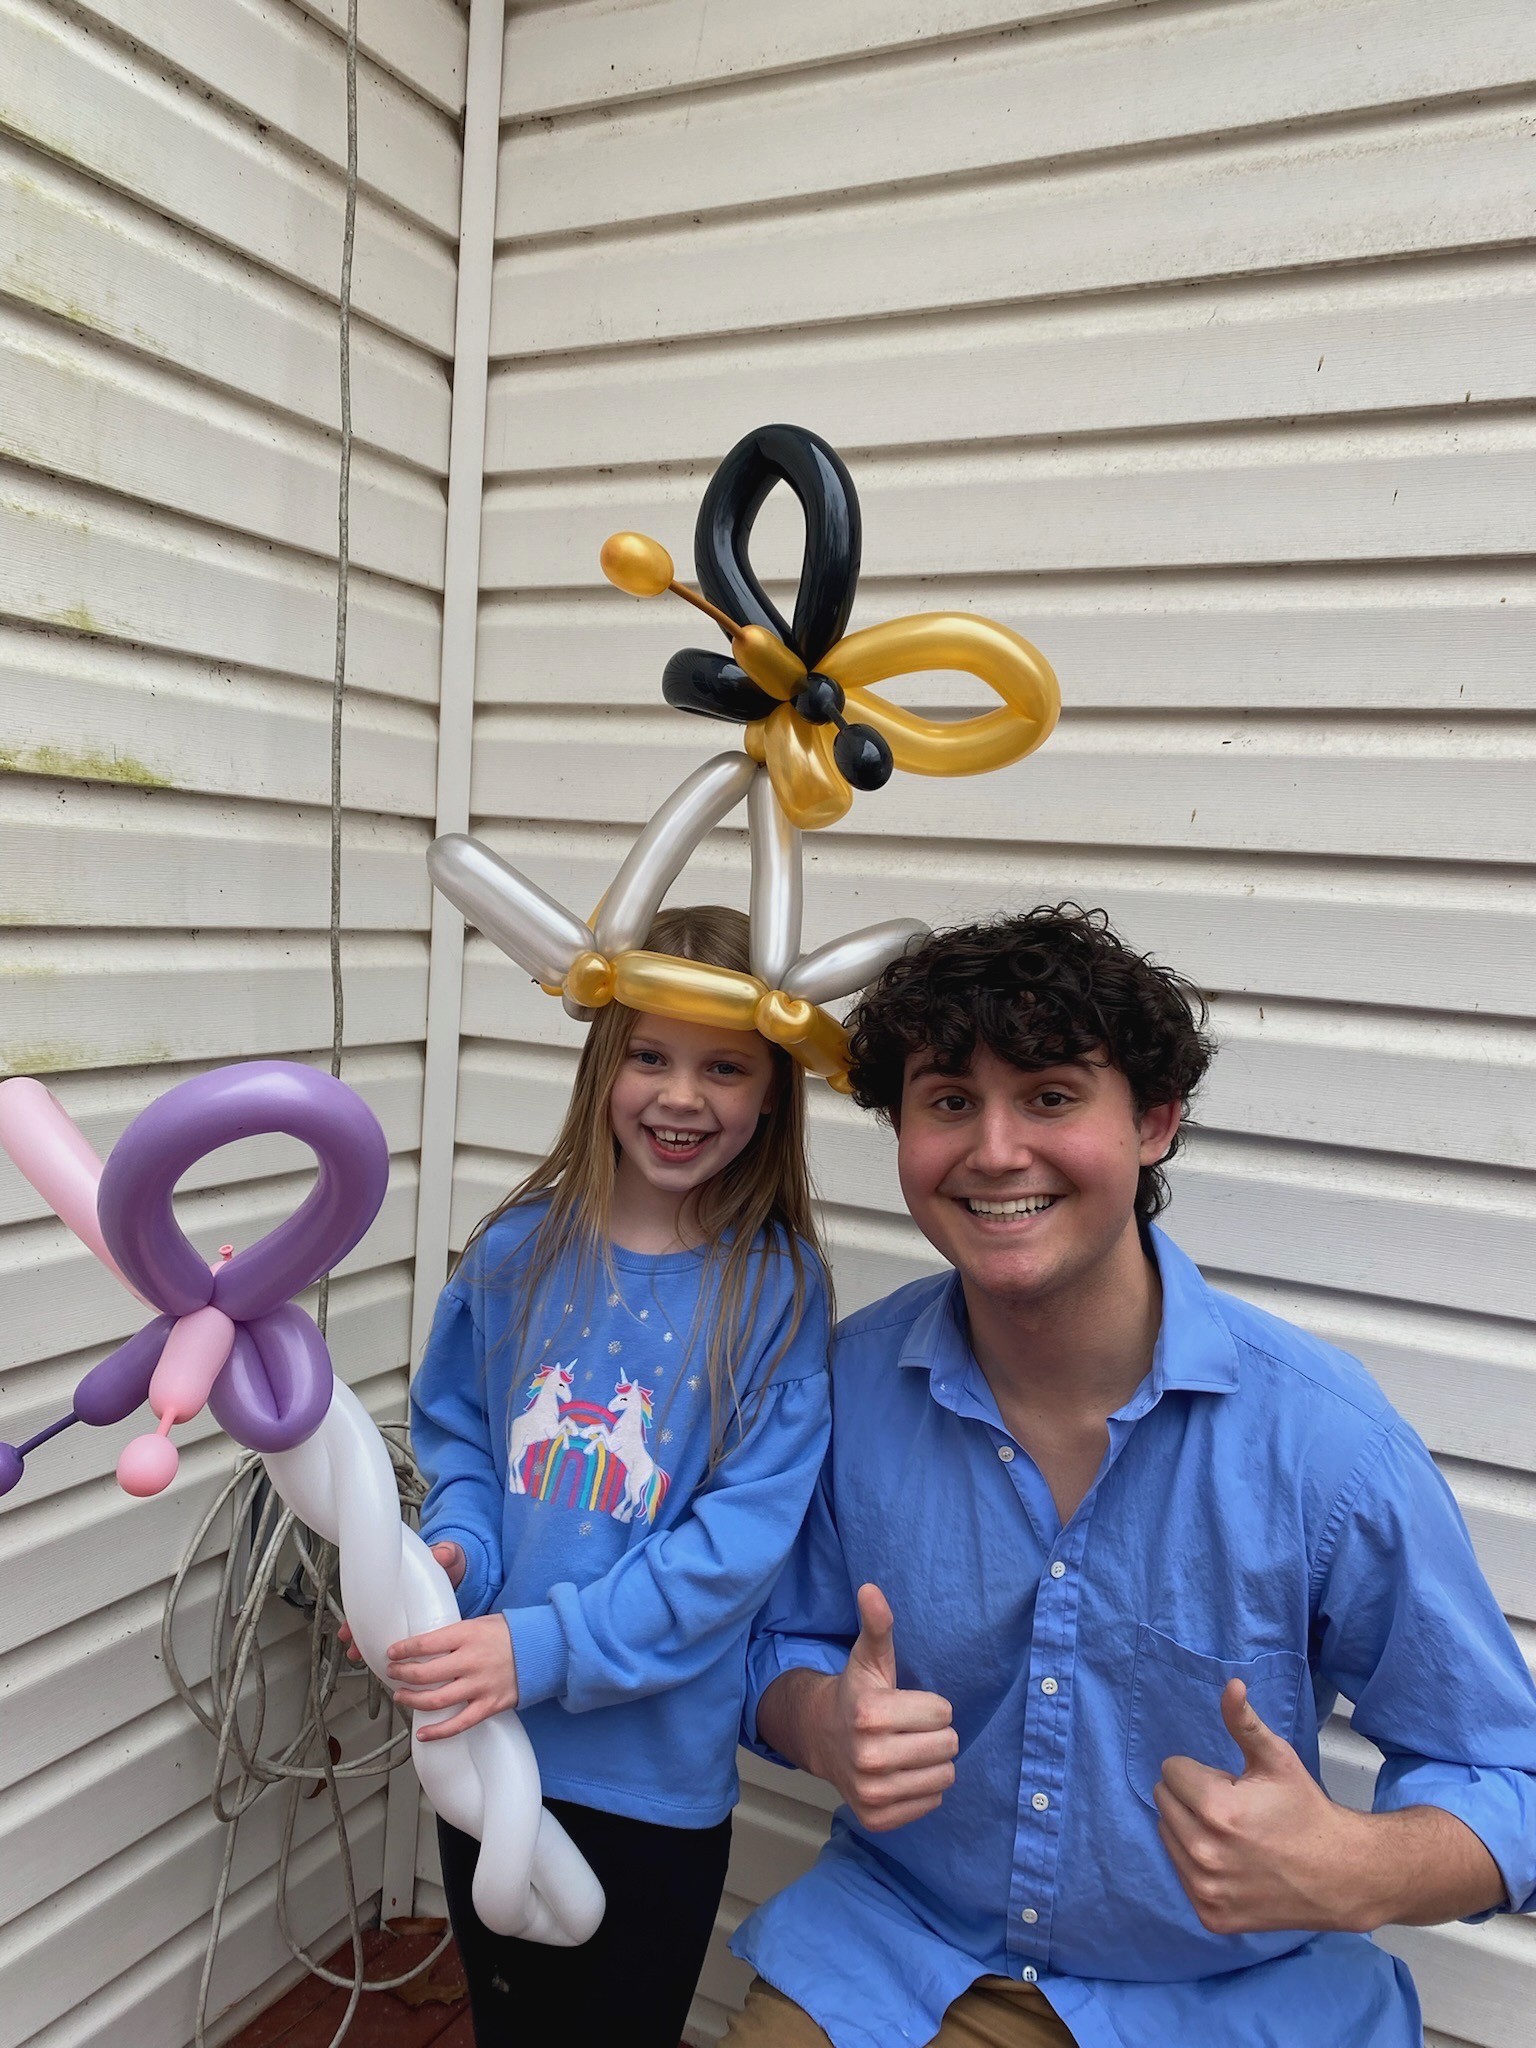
[1154, 1679, 1373, 1935]
[815, 1584, 959, 1833]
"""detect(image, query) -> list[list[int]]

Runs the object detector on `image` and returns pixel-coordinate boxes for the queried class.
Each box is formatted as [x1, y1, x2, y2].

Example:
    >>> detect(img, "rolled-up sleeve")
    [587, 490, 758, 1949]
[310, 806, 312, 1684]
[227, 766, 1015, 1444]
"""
[742, 1455, 862, 1762]
[1314, 1419, 1536, 1915]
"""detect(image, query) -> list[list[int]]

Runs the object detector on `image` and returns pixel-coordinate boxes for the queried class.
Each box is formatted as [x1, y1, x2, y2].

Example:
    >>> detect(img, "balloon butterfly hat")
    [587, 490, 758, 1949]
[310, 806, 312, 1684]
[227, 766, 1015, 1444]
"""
[0, 1062, 604, 1943]
[429, 424, 1063, 1083]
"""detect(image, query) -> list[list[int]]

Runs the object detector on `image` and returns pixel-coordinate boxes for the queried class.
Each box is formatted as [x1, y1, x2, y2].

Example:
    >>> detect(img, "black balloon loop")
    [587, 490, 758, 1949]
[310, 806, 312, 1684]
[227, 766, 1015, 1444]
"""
[662, 647, 779, 726]
[693, 424, 861, 671]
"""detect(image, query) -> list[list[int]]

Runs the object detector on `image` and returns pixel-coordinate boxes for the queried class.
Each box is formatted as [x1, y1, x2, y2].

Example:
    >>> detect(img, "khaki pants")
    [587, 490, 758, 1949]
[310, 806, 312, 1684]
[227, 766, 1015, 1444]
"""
[724, 1974, 1076, 2047]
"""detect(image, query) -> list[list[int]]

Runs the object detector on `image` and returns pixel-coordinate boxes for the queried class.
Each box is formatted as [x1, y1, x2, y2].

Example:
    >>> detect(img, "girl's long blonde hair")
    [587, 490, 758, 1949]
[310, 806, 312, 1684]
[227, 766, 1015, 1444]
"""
[462, 904, 826, 1460]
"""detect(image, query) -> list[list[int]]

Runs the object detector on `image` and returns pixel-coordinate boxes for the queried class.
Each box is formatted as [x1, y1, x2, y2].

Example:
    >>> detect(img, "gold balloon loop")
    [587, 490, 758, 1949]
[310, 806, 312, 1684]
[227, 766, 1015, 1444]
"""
[818, 613, 1060, 777]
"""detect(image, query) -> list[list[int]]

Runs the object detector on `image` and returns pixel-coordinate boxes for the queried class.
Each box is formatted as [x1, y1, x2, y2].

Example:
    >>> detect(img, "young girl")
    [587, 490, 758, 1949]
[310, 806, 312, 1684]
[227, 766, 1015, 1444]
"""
[389, 904, 831, 2047]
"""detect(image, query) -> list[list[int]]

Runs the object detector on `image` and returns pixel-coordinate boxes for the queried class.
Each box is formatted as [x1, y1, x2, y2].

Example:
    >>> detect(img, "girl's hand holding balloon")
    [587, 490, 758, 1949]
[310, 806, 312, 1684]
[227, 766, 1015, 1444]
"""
[338, 1541, 467, 1665]
[387, 1614, 519, 1739]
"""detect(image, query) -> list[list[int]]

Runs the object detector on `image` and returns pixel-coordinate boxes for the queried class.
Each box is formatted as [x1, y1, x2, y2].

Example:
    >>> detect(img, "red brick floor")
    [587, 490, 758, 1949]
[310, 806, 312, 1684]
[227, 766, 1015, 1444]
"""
[226, 1923, 469, 2048]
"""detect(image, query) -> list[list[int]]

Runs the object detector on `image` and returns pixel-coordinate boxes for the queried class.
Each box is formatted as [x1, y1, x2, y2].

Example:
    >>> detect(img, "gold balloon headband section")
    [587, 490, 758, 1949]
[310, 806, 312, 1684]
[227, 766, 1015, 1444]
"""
[599, 531, 1061, 832]
[553, 949, 853, 1092]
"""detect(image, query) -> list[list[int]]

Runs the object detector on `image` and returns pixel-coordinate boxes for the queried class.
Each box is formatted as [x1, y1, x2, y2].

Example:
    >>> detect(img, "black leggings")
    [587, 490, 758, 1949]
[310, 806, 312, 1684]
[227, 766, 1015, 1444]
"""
[437, 1800, 732, 2047]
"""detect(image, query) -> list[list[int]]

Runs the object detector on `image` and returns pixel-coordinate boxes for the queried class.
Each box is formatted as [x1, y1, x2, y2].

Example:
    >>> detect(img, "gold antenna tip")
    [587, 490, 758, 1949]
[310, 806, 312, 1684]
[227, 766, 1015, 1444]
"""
[601, 531, 675, 598]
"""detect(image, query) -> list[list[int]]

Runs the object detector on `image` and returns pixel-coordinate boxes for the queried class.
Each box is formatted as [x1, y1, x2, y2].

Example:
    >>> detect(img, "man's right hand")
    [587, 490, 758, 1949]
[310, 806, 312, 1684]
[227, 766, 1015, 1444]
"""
[339, 1541, 467, 1665]
[803, 1583, 958, 1832]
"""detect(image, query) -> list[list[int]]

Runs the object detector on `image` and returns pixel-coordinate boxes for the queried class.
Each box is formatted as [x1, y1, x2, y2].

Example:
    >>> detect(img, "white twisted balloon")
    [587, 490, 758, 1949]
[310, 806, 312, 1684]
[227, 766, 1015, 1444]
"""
[266, 1379, 605, 1944]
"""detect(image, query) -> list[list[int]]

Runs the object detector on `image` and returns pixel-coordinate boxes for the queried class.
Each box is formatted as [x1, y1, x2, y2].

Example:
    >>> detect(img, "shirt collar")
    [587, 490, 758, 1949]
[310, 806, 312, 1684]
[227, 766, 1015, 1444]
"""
[895, 1223, 1240, 1399]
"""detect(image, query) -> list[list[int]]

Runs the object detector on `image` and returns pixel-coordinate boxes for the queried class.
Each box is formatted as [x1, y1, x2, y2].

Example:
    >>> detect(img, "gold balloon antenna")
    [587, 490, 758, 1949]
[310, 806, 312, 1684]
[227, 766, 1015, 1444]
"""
[601, 531, 744, 641]
[600, 531, 807, 703]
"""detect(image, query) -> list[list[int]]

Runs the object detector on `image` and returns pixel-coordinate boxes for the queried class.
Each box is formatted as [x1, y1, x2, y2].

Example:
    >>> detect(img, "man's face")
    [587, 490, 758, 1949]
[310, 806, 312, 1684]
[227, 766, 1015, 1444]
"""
[895, 1043, 1181, 1309]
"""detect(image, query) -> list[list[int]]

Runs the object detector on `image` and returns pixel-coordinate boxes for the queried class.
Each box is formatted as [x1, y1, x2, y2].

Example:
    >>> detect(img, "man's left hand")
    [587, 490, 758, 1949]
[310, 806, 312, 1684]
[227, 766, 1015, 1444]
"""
[1155, 1678, 1376, 1935]
[387, 1616, 519, 1741]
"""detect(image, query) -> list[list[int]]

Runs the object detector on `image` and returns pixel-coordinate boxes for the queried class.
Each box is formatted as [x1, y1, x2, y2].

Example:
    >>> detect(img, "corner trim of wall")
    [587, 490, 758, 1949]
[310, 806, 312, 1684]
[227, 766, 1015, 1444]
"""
[381, 0, 507, 1924]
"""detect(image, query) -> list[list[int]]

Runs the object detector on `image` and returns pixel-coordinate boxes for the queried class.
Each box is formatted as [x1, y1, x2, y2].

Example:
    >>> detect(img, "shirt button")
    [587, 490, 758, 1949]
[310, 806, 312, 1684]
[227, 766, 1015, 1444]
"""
[1031, 1791, 1049, 1812]
[1021, 1908, 1039, 1924]
[1049, 1560, 1066, 1579]
[1022, 1967, 1039, 1984]
[1040, 1677, 1058, 1696]
[998, 1445, 1015, 1463]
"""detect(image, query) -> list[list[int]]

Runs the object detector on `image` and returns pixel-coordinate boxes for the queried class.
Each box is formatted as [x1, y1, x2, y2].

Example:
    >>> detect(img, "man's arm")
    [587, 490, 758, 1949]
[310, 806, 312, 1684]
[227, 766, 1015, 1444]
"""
[1155, 1679, 1506, 1935]
[757, 1584, 958, 1832]
[1160, 1417, 1536, 1936]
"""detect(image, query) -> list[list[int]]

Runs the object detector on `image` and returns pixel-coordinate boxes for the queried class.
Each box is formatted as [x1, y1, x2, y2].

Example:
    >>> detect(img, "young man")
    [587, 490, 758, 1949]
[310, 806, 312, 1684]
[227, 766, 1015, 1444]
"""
[724, 908, 1536, 2048]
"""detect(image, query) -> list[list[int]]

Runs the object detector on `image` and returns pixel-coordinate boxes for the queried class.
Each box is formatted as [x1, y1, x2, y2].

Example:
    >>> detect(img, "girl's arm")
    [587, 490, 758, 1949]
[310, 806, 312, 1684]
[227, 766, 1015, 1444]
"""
[506, 1275, 832, 1714]
[410, 1284, 505, 1618]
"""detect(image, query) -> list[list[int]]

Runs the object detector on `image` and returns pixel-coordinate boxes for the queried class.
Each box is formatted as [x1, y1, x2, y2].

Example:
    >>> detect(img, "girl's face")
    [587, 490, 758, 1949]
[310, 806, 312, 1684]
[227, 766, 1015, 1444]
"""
[608, 1013, 778, 1210]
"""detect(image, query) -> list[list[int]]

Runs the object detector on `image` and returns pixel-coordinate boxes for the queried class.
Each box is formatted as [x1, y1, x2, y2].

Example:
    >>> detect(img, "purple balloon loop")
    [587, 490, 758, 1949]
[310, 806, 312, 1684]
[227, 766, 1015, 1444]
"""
[93, 1063, 390, 1452]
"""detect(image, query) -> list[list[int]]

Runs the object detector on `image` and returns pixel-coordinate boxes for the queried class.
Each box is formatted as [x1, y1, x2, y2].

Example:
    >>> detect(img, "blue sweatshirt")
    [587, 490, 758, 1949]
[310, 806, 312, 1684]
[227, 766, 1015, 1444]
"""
[411, 1201, 831, 1827]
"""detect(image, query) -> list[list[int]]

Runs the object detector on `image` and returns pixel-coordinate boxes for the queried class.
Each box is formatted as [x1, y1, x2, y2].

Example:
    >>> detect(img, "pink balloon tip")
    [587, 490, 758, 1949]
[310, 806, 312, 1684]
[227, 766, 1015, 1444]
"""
[219, 1245, 235, 1260]
[118, 1432, 179, 1498]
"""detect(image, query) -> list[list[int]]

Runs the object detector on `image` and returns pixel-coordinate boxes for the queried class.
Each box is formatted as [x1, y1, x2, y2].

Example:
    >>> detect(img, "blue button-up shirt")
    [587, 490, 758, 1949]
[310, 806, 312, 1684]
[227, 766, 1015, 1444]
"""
[734, 1227, 1536, 2048]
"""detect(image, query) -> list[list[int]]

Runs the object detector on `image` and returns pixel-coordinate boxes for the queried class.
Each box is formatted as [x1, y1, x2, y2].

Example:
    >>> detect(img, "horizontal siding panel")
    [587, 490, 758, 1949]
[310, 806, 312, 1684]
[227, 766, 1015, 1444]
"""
[458, 827, 1536, 1020]
[470, 706, 1536, 865]
[491, 100, 1536, 355]
[1, 468, 441, 703]
[481, 417, 1536, 581]
[0, 303, 447, 588]
[0, 1566, 227, 1800]
[476, 564, 1536, 714]
[0, 782, 431, 930]
[0, 1050, 424, 1230]
[486, 252, 1536, 468]
[29, 1818, 383, 2048]
[0, 0, 457, 356]
[0, 1736, 382, 2042]
[503, 0, 1536, 237]
[0, 1641, 387, 1925]
[0, 630, 437, 814]
[1172, 1135, 1533, 1324]
[1202, 999, 1536, 1174]
[71, 0, 462, 238]
[0, 932, 429, 1078]
[294, 0, 467, 117]
[0, 138, 450, 473]
[503, 0, 1120, 117]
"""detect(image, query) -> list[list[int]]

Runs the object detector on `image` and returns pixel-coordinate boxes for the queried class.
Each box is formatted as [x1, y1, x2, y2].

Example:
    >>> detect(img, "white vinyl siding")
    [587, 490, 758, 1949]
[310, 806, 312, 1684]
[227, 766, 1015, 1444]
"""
[459, 5, 1536, 2047]
[0, 0, 464, 2040]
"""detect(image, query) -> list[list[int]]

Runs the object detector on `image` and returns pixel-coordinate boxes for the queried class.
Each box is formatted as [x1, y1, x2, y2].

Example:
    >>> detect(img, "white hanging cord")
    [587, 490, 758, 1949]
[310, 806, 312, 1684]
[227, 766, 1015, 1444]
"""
[316, 0, 357, 1344]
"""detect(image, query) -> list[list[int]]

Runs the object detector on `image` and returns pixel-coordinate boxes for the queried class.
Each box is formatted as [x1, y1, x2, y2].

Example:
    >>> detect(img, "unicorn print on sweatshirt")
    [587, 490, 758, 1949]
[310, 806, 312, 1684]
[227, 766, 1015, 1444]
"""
[507, 1358, 575, 1493]
[513, 1366, 671, 1525]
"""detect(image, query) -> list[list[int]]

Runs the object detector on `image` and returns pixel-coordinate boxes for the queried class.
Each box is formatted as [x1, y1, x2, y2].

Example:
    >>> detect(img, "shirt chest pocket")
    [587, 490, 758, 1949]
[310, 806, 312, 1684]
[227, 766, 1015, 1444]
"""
[1125, 1624, 1308, 1812]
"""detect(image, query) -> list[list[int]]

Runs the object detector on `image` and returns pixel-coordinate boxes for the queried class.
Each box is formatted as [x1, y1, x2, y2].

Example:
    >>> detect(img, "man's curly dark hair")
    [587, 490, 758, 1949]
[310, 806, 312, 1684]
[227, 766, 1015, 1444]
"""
[845, 905, 1214, 1221]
